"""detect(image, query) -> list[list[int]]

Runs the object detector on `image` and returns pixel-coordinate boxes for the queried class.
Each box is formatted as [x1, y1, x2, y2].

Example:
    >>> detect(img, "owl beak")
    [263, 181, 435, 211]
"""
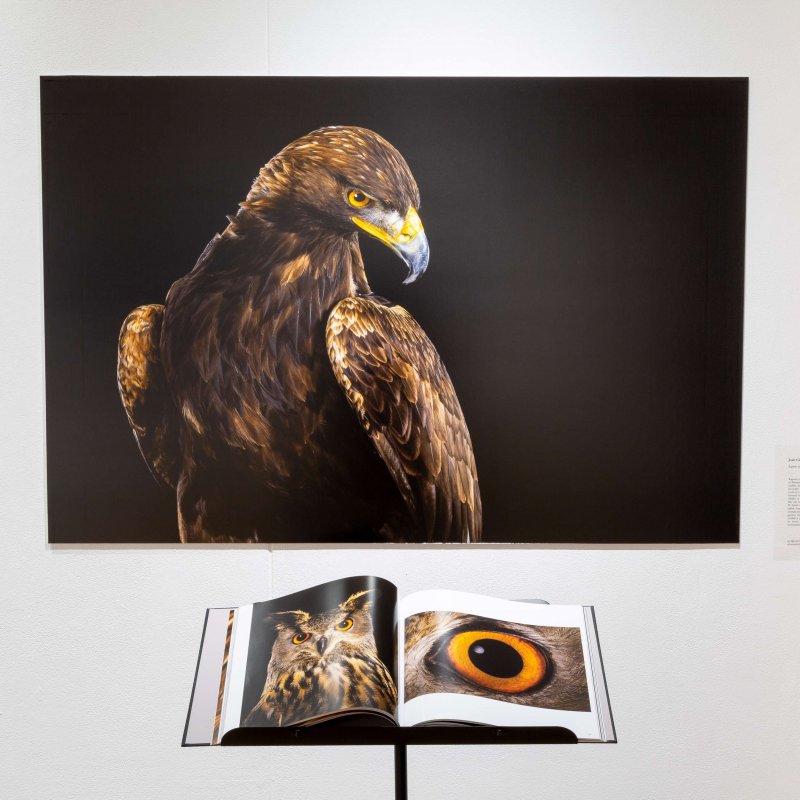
[316, 636, 328, 656]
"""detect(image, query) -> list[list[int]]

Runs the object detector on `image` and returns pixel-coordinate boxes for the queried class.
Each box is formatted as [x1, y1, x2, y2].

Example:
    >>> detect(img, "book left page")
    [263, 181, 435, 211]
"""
[183, 607, 237, 745]
[223, 576, 398, 734]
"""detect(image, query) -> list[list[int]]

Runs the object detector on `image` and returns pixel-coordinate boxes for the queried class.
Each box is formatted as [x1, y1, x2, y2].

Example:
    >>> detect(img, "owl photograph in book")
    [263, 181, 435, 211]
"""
[404, 611, 590, 711]
[244, 590, 397, 727]
[117, 126, 481, 544]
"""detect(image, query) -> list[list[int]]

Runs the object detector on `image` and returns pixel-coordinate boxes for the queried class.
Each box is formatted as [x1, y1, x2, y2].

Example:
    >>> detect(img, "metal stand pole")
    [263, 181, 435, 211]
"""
[394, 744, 408, 800]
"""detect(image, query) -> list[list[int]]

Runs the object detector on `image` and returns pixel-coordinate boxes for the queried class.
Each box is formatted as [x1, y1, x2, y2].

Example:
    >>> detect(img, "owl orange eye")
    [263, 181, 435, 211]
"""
[336, 617, 354, 631]
[445, 629, 548, 693]
[347, 189, 371, 208]
[291, 631, 310, 645]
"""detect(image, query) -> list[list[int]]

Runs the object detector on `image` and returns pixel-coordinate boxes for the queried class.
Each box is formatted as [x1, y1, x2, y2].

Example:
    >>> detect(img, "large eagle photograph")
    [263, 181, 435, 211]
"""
[42, 77, 747, 545]
[117, 126, 481, 544]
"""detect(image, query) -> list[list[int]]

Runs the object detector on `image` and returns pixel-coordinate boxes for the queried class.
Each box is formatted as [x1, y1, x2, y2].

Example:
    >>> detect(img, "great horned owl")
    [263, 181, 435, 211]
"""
[404, 611, 590, 711]
[245, 590, 397, 726]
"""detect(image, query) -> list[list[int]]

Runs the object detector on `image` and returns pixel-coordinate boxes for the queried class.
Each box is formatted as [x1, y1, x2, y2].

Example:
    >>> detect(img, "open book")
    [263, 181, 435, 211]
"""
[182, 576, 615, 745]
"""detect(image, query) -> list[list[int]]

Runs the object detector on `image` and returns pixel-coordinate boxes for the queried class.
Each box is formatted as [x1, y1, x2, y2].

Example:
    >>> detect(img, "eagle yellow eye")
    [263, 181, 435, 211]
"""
[445, 629, 548, 694]
[292, 631, 310, 645]
[336, 617, 354, 631]
[347, 189, 370, 208]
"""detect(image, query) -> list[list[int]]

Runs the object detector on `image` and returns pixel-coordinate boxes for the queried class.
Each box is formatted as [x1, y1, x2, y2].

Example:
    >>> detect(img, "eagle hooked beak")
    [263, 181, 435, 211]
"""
[352, 207, 430, 285]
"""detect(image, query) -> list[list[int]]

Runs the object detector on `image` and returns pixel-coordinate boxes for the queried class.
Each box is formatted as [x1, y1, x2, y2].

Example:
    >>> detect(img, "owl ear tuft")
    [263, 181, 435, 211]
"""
[263, 609, 309, 631]
[339, 590, 372, 615]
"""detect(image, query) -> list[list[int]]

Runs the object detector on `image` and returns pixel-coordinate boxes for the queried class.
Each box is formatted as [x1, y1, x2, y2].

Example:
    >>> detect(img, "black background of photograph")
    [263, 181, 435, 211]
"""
[239, 576, 397, 725]
[41, 77, 747, 543]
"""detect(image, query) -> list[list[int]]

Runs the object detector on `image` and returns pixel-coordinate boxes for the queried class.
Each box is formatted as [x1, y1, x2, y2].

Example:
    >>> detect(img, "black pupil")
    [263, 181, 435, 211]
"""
[353, 192, 365, 202]
[468, 639, 524, 678]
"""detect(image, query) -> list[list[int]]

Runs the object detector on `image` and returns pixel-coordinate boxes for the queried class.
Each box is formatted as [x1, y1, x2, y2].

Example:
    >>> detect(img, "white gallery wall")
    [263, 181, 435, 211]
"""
[2, 1, 799, 798]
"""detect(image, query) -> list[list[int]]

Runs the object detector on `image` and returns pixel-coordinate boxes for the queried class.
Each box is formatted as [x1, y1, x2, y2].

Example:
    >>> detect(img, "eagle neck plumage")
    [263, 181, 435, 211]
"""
[228, 209, 370, 307]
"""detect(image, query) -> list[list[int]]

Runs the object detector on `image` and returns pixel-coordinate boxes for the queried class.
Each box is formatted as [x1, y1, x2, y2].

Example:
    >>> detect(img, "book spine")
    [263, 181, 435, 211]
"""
[583, 606, 617, 743]
[181, 609, 211, 746]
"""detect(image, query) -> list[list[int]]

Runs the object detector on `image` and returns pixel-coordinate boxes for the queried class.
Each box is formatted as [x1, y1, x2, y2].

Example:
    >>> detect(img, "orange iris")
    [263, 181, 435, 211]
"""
[347, 189, 370, 208]
[336, 617, 354, 631]
[291, 631, 310, 645]
[446, 629, 548, 693]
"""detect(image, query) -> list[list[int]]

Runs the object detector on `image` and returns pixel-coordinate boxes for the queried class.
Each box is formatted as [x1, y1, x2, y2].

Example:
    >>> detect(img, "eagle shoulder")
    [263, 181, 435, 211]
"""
[325, 295, 482, 543]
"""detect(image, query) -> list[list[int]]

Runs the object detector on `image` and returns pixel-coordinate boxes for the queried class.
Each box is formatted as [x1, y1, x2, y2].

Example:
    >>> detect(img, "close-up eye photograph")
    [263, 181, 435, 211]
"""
[404, 611, 590, 711]
[4, 2, 800, 800]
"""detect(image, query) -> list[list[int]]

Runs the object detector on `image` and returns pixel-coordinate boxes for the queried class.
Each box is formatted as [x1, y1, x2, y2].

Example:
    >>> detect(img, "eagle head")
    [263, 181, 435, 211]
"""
[243, 126, 429, 284]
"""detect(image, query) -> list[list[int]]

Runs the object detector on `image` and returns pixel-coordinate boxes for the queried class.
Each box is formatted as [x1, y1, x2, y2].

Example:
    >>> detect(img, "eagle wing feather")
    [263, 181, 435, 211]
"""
[326, 296, 481, 542]
[117, 304, 180, 488]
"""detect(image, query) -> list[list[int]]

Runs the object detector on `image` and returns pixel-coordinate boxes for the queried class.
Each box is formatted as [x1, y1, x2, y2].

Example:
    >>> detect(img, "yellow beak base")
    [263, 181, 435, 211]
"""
[352, 207, 424, 248]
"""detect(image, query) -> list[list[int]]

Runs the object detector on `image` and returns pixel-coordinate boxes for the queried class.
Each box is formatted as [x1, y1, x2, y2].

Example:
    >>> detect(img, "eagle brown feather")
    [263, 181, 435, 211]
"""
[117, 304, 180, 488]
[327, 296, 481, 542]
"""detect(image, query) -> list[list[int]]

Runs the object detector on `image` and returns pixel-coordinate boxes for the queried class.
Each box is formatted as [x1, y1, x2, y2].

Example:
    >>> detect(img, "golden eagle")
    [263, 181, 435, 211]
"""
[117, 126, 481, 543]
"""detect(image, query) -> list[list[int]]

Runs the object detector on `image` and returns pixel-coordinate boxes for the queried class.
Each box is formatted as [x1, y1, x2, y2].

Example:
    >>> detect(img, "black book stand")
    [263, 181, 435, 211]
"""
[222, 725, 577, 800]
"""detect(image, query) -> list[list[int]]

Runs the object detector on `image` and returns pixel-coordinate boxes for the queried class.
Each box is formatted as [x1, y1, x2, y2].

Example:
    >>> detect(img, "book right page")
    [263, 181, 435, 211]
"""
[397, 590, 601, 740]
